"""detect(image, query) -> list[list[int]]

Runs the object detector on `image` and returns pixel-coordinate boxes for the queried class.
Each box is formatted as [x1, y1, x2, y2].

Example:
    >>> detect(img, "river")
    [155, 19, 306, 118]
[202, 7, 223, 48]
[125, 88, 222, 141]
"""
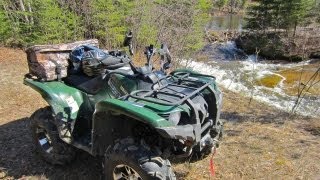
[191, 14, 320, 118]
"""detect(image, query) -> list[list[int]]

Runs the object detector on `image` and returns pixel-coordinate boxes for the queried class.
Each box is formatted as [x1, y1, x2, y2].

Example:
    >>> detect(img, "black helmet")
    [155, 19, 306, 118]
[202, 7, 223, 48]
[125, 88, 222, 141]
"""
[82, 50, 107, 76]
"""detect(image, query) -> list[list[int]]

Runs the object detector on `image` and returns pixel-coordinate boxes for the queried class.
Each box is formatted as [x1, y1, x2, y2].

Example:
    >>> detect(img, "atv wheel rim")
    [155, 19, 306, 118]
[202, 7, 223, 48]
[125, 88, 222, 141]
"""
[36, 126, 53, 153]
[113, 164, 142, 180]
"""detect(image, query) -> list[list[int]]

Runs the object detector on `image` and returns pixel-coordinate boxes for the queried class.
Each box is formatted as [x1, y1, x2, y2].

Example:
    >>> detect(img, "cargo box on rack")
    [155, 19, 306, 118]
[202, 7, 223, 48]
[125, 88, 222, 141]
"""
[26, 39, 99, 81]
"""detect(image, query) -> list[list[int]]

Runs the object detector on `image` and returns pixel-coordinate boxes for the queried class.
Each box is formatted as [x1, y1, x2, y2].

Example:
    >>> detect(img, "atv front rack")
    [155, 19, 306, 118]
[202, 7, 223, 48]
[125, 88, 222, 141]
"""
[125, 72, 217, 106]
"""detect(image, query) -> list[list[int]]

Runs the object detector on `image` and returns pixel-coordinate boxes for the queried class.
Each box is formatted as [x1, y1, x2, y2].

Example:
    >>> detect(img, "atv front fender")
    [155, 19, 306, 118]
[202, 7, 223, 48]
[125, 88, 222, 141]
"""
[92, 99, 175, 155]
[24, 78, 83, 121]
[95, 99, 174, 127]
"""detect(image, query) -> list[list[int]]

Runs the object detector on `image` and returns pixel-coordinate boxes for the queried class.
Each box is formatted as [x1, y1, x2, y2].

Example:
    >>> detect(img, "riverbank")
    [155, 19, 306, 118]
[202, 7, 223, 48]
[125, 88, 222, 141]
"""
[206, 11, 320, 61]
[235, 27, 320, 61]
[0, 47, 319, 179]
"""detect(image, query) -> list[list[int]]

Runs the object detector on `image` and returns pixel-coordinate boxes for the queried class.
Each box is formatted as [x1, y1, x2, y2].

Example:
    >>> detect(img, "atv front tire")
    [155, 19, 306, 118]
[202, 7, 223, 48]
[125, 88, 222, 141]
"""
[104, 138, 176, 180]
[30, 107, 75, 165]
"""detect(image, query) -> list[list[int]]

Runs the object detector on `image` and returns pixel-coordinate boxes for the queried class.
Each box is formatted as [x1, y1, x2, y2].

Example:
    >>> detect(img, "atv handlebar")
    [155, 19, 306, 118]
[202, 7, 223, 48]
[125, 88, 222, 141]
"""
[123, 30, 172, 74]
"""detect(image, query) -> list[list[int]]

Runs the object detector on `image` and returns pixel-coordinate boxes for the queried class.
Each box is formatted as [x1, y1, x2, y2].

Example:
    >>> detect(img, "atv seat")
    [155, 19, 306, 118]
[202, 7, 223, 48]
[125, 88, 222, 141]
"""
[65, 75, 105, 94]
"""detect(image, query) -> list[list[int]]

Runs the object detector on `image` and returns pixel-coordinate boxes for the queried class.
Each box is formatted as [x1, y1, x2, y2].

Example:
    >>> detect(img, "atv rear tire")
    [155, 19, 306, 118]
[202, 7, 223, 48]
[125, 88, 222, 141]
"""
[104, 138, 176, 180]
[30, 107, 75, 165]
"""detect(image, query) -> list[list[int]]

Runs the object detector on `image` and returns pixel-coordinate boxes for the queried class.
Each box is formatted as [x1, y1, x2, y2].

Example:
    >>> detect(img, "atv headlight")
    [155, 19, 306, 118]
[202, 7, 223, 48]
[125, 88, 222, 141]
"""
[169, 111, 181, 125]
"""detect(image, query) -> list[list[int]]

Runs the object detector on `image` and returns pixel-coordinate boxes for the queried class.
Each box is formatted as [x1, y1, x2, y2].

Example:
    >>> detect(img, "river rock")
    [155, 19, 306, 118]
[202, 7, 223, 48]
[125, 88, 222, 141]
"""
[310, 51, 320, 58]
[206, 30, 240, 42]
[235, 28, 320, 61]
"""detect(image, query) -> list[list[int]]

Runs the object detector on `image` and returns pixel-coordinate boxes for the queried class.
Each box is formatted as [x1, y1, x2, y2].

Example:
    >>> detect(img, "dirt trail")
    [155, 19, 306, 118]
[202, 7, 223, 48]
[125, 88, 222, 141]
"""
[0, 47, 319, 179]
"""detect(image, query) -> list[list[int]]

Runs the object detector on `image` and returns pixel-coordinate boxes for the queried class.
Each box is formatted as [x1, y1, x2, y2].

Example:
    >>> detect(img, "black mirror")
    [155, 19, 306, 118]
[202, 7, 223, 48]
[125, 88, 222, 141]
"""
[163, 62, 172, 70]
[123, 31, 133, 55]
[145, 45, 154, 70]
[159, 44, 172, 71]
[123, 31, 132, 46]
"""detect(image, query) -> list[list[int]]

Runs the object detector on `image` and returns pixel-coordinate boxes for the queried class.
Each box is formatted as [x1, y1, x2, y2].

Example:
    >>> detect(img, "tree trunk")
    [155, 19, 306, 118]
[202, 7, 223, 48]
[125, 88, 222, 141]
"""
[2, 4, 15, 23]
[18, 0, 29, 23]
[27, 2, 34, 24]
[293, 21, 297, 37]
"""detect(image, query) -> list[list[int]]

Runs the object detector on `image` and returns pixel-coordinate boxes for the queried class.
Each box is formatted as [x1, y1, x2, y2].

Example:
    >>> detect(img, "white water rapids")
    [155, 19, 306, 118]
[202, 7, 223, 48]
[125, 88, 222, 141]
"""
[185, 41, 320, 118]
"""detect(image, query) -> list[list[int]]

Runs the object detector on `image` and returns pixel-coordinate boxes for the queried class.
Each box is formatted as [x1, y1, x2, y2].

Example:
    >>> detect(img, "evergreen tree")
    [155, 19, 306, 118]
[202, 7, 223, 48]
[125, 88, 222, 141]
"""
[91, 0, 133, 48]
[215, 0, 228, 10]
[0, 0, 32, 46]
[245, 0, 277, 30]
[0, 7, 12, 43]
[226, 0, 247, 13]
[130, 0, 159, 48]
[306, 0, 320, 24]
[314, 1, 320, 23]
[32, 0, 83, 44]
[240, 0, 248, 9]
[282, 0, 313, 35]
[184, 0, 212, 55]
[245, 0, 313, 34]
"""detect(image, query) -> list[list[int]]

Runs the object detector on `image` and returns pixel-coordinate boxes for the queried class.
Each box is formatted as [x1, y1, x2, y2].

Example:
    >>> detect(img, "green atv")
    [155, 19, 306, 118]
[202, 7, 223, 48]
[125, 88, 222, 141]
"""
[24, 35, 223, 179]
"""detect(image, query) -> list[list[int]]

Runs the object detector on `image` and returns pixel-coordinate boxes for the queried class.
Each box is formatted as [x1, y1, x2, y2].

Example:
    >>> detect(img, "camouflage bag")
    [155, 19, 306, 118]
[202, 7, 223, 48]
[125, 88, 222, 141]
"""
[26, 39, 99, 81]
